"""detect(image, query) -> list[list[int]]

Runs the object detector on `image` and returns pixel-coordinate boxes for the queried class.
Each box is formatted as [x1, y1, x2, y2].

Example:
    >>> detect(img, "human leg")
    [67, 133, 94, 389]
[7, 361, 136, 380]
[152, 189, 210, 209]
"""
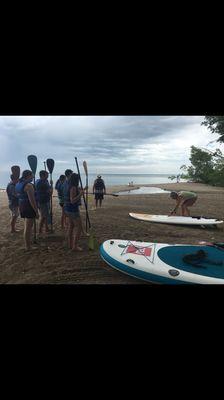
[24, 218, 34, 250]
[72, 216, 83, 251]
[10, 206, 19, 233]
[67, 217, 75, 249]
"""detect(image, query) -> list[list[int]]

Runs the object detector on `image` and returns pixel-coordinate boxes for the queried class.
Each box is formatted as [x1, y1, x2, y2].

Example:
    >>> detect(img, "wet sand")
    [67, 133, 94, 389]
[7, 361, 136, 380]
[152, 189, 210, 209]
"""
[0, 182, 224, 284]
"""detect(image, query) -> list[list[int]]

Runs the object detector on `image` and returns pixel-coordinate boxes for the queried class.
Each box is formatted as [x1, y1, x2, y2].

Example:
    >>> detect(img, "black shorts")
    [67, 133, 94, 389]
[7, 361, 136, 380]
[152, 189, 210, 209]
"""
[19, 202, 37, 219]
[95, 193, 104, 200]
[182, 196, 197, 207]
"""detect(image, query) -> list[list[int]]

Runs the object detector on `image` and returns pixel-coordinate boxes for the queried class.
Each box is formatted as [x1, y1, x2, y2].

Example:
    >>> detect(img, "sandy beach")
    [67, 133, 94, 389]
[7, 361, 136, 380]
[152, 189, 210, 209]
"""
[0, 182, 224, 284]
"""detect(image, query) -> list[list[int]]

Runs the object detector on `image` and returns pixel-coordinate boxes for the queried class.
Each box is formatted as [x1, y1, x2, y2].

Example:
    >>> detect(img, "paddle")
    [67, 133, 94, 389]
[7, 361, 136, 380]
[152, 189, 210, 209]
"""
[83, 160, 89, 232]
[11, 165, 20, 180]
[75, 157, 91, 229]
[46, 159, 55, 233]
[89, 192, 119, 197]
[27, 155, 38, 243]
[44, 161, 46, 171]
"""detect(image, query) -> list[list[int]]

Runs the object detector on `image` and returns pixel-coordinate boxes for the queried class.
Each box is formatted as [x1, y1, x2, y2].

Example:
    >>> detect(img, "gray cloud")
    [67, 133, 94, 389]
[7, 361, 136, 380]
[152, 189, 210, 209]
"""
[0, 115, 219, 186]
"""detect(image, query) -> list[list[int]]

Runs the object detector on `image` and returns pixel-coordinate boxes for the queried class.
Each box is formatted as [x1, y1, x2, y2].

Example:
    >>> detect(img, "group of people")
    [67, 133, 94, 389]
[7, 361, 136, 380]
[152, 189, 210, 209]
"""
[6, 169, 107, 252]
[6, 165, 198, 251]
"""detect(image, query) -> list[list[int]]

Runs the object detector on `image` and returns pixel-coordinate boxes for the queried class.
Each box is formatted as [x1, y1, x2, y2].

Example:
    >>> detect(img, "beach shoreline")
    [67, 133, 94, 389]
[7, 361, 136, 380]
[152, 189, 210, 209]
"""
[1, 182, 224, 284]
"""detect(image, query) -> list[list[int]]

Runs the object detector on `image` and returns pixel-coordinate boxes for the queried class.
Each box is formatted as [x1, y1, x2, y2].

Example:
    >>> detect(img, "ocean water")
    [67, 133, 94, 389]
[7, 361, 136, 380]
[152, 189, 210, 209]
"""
[83, 174, 181, 187]
[0, 173, 181, 189]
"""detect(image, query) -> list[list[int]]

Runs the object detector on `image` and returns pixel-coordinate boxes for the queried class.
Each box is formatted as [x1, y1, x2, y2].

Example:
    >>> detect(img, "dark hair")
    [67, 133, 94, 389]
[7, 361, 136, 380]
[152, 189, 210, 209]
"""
[19, 170, 33, 182]
[22, 170, 33, 179]
[39, 170, 49, 179]
[170, 191, 178, 199]
[59, 175, 66, 181]
[69, 173, 79, 187]
[65, 169, 73, 178]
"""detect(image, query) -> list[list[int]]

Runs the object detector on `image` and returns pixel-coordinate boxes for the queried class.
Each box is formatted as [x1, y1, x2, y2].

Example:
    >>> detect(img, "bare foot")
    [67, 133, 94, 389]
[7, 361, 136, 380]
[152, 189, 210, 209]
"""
[72, 246, 83, 251]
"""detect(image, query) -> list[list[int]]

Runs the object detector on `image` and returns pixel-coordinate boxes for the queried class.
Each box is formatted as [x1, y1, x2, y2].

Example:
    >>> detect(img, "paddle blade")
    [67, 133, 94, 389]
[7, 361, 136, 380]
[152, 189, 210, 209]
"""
[83, 160, 88, 176]
[46, 159, 55, 174]
[11, 165, 20, 180]
[27, 155, 37, 175]
[88, 234, 99, 251]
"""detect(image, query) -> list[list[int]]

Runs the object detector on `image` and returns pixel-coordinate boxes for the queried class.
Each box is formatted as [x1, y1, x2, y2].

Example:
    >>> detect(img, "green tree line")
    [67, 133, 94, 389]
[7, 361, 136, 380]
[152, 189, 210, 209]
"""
[171, 116, 224, 186]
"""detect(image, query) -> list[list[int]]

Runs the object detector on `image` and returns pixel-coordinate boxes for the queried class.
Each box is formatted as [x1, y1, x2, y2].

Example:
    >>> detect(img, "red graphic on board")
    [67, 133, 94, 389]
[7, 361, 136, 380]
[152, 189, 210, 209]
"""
[125, 245, 152, 257]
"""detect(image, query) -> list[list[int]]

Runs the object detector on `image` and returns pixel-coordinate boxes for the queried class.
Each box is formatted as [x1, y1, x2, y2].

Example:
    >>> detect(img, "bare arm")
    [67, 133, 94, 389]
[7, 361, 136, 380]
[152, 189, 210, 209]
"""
[170, 198, 182, 215]
[70, 186, 84, 204]
[103, 181, 106, 194]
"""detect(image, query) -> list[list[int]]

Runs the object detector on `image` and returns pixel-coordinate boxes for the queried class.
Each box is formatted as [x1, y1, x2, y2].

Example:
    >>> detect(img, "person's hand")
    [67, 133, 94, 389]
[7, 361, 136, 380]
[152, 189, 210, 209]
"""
[50, 180, 53, 186]
[169, 211, 176, 216]
[84, 186, 88, 191]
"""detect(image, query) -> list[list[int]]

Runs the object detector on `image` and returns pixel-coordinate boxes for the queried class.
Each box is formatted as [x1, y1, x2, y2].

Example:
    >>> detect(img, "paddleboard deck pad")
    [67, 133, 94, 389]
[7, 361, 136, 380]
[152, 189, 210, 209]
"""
[129, 213, 223, 226]
[100, 239, 224, 284]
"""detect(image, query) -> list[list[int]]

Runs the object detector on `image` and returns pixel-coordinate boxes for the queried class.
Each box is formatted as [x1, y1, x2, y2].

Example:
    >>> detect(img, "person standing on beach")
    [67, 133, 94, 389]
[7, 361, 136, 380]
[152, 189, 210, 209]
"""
[169, 191, 198, 217]
[62, 169, 89, 236]
[15, 170, 39, 251]
[55, 174, 66, 229]
[35, 170, 52, 234]
[63, 172, 86, 251]
[93, 175, 106, 208]
[6, 174, 20, 233]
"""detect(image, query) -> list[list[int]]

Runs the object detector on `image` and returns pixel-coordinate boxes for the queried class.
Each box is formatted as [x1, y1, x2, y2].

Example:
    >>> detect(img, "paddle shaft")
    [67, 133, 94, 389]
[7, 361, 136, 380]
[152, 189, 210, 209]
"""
[83, 161, 89, 232]
[85, 174, 88, 231]
[90, 192, 118, 197]
[75, 157, 91, 229]
[27, 155, 38, 243]
[49, 173, 53, 232]
[46, 159, 55, 233]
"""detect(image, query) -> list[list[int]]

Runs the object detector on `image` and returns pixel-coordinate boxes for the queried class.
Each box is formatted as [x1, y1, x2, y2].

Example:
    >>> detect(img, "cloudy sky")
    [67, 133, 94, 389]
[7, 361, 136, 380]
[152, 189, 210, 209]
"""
[0, 115, 221, 186]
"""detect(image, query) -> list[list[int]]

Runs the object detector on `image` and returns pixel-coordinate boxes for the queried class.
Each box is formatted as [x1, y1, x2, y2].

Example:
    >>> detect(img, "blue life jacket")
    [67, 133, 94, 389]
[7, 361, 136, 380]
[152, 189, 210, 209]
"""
[64, 182, 81, 213]
[35, 179, 51, 204]
[55, 179, 64, 202]
[6, 182, 19, 207]
[15, 180, 31, 205]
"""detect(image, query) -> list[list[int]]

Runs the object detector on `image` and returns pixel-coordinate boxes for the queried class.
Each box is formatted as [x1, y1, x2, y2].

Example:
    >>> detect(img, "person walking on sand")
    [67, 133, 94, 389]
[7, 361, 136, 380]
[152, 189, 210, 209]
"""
[63, 172, 87, 251]
[35, 170, 53, 234]
[169, 190, 198, 217]
[55, 174, 66, 229]
[93, 175, 106, 208]
[15, 170, 39, 251]
[6, 174, 20, 233]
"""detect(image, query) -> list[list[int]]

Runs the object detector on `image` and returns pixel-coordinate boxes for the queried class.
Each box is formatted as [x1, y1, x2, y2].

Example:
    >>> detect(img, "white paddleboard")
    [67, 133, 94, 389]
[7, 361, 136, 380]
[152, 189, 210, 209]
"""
[129, 213, 223, 226]
[100, 239, 224, 284]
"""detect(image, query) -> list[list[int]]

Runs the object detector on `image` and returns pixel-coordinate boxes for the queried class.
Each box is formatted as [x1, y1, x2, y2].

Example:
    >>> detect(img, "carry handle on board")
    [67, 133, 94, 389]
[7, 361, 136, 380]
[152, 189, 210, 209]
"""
[27, 155, 38, 243]
[75, 157, 91, 229]
[46, 159, 55, 233]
